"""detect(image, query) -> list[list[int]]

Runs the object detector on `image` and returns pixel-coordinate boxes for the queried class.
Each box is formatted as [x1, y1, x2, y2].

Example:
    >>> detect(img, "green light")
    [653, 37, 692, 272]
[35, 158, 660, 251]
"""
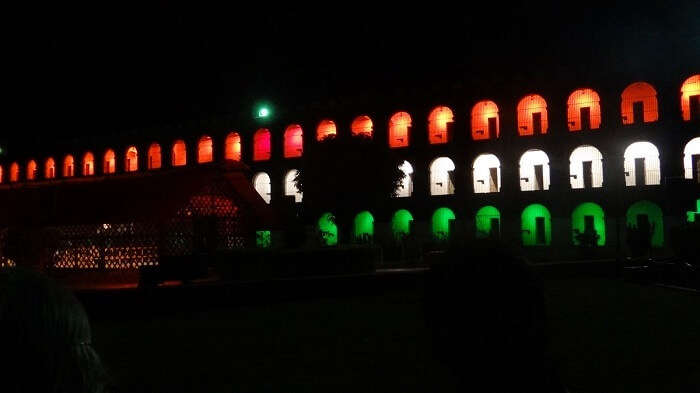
[521, 204, 551, 246]
[571, 202, 606, 246]
[353, 211, 374, 242]
[317, 212, 338, 246]
[475, 205, 500, 239]
[391, 209, 413, 241]
[432, 207, 455, 241]
[256, 230, 271, 248]
[687, 199, 700, 223]
[626, 200, 664, 247]
[258, 107, 269, 118]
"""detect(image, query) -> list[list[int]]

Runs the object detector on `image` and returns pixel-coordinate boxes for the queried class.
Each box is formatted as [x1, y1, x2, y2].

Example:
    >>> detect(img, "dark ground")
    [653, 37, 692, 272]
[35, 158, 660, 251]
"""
[88, 275, 700, 393]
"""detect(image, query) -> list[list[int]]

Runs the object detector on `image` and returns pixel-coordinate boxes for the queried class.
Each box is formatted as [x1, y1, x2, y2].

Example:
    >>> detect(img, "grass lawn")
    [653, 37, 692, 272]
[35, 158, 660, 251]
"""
[90, 277, 699, 393]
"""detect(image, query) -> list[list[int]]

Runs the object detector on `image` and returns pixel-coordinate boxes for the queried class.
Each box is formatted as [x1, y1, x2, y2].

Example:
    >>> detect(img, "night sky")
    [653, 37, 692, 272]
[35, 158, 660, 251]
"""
[4, 2, 700, 156]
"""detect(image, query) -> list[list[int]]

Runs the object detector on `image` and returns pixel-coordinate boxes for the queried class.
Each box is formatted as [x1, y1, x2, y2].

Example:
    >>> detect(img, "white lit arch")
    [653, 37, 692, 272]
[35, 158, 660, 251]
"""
[396, 160, 414, 197]
[472, 154, 501, 193]
[519, 149, 550, 191]
[284, 169, 302, 203]
[683, 137, 700, 180]
[569, 145, 604, 189]
[624, 141, 660, 186]
[253, 172, 272, 204]
[430, 157, 455, 195]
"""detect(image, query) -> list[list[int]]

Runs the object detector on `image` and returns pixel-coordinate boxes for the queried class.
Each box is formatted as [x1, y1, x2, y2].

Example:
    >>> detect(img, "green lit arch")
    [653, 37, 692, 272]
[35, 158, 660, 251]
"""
[318, 212, 338, 246]
[391, 209, 413, 241]
[687, 199, 700, 223]
[475, 205, 500, 239]
[571, 202, 606, 246]
[521, 204, 552, 246]
[353, 211, 374, 241]
[432, 207, 456, 241]
[626, 200, 664, 247]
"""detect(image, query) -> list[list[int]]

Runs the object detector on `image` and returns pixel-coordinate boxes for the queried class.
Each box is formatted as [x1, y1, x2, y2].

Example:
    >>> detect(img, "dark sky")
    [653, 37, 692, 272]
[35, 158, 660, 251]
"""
[4, 1, 700, 155]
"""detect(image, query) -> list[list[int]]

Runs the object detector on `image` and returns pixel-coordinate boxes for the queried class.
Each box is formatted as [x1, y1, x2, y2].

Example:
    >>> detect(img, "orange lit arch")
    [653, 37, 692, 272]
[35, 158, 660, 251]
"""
[621, 82, 658, 124]
[82, 152, 95, 176]
[681, 74, 700, 121]
[284, 124, 303, 158]
[253, 129, 271, 161]
[172, 140, 187, 166]
[197, 135, 213, 163]
[9, 162, 19, 182]
[147, 143, 161, 169]
[316, 120, 336, 141]
[224, 132, 241, 161]
[63, 155, 75, 177]
[103, 149, 116, 174]
[567, 88, 601, 131]
[471, 100, 500, 140]
[517, 95, 548, 136]
[388, 111, 411, 148]
[428, 106, 454, 144]
[26, 160, 37, 180]
[351, 115, 373, 137]
[45, 157, 56, 179]
[0, 165, 3, 183]
[125, 146, 138, 172]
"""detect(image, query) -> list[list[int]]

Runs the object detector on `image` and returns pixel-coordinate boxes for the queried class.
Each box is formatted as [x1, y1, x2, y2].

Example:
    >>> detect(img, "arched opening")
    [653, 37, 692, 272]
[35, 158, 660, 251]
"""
[82, 152, 94, 176]
[125, 146, 138, 172]
[471, 100, 499, 140]
[432, 207, 456, 242]
[624, 141, 660, 186]
[284, 169, 302, 203]
[681, 74, 700, 121]
[472, 154, 501, 193]
[395, 160, 413, 198]
[571, 202, 606, 246]
[9, 162, 19, 182]
[687, 199, 700, 222]
[103, 149, 116, 174]
[318, 212, 338, 246]
[428, 106, 454, 144]
[197, 135, 213, 163]
[683, 137, 700, 182]
[475, 206, 501, 239]
[567, 88, 602, 131]
[351, 115, 373, 137]
[388, 111, 411, 148]
[172, 140, 187, 166]
[519, 150, 550, 191]
[0, 166, 3, 183]
[521, 204, 551, 246]
[391, 209, 413, 241]
[147, 143, 161, 170]
[626, 200, 664, 247]
[253, 172, 271, 204]
[569, 145, 604, 189]
[253, 129, 271, 161]
[225, 132, 242, 162]
[430, 157, 455, 195]
[353, 211, 374, 242]
[621, 82, 658, 124]
[316, 120, 336, 141]
[26, 160, 37, 181]
[284, 124, 303, 158]
[517, 94, 548, 136]
[45, 157, 56, 179]
[63, 155, 75, 177]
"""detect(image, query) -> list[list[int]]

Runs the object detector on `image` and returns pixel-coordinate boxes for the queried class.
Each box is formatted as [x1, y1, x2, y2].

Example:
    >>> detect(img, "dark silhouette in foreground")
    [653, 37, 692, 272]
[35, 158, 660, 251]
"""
[0, 268, 108, 393]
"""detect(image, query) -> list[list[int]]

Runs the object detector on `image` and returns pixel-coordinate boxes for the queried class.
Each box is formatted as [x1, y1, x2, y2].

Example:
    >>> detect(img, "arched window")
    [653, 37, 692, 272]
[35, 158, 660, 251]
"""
[624, 141, 660, 186]
[432, 207, 455, 242]
[683, 137, 700, 182]
[316, 120, 336, 141]
[147, 143, 161, 170]
[284, 169, 302, 203]
[103, 149, 116, 174]
[125, 146, 138, 172]
[224, 132, 242, 162]
[472, 154, 501, 193]
[353, 211, 374, 242]
[283, 125, 303, 158]
[26, 160, 37, 181]
[621, 82, 658, 124]
[351, 115, 373, 137]
[429, 157, 455, 195]
[388, 111, 411, 148]
[475, 206, 501, 239]
[391, 209, 413, 241]
[0, 166, 3, 183]
[45, 157, 56, 179]
[253, 129, 271, 161]
[197, 135, 213, 163]
[626, 200, 664, 247]
[428, 106, 454, 144]
[395, 160, 413, 198]
[521, 204, 551, 246]
[681, 74, 700, 121]
[63, 155, 74, 177]
[567, 88, 602, 131]
[253, 172, 271, 204]
[9, 162, 19, 182]
[172, 140, 187, 166]
[517, 94, 548, 136]
[82, 152, 94, 176]
[569, 145, 604, 189]
[519, 150, 550, 191]
[572, 202, 606, 246]
[318, 212, 338, 246]
[471, 100, 499, 140]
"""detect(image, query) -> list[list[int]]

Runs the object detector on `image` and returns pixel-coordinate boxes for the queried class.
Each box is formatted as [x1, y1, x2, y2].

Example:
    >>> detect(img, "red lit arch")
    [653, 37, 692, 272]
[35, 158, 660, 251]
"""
[316, 120, 336, 141]
[471, 100, 499, 140]
[388, 111, 411, 148]
[82, 152, 95, 176]
[0, 165, 3, 183]
[621, 82, 658, 124]
[63, 155, 75, 177]
[225, 132, 241, 161]
[681, 74, 700, 121]
[351, 115, 373, 137]
[197, 135, 213, 163]
[428, 106, 454, 144]
[147, 143, 161, 169]
[45, 158, 56, 179]
[125, 146, 138, 172]
[26, 160, 37, 180]
[103, 149, 116, 174]
[567, 88, 601, 131]
[517, 95, 548, 136]
[9, 162, 19, 182]
[172, 140, 187, 166]
[284, 124, 303, 158]
[253, 128, 271, 161]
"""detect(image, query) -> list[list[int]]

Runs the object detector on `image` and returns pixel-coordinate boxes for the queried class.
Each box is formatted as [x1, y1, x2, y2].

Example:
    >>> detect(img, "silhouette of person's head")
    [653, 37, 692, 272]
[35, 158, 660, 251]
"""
[0, 268, 108, 393]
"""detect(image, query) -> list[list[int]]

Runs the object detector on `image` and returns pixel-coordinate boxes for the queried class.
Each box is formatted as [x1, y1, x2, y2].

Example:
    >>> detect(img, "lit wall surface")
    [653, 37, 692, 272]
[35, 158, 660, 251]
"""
[519, 149, 550, 191]
[104, 149, 116, 173]
[198, 136, 214, 163]
[26, 160, 37, 180]
[683, 137, 700, 179]
[353, 211, 374, 240]
[430, 157, 455, 195]
[148, 143, 162, 170]
[44, 158, 55, 179]
[125, 146, 138, 172]
[517, 94, 548, 136]
[428, 106, 454, 144]
[9, 163, 18, 182]
[472, 154, 501, 193]
[521, 203, 551, 246]
[571, 202, 606, 246]
[253, 129, 271, 161]
[569, 145, 604, 188]
[253, 172, 271, 204]
[284, 125, 304, 158]
[388, 112, 411, 148]
[475, 205, 500, 239]
[567, 88, 601, 131]
[621, 82, 658, 124]
[225, 133, 241, 162]
[316, 120, 336, 141]
[396, 160, 413, 198]
[623, 141, 661, 186]
[681, 74, 700, 121]
[318, 212, 338, 246]
[626, 200, 664, 247]
[63, 155, 74, 177]
[171, 141, 187, 167]
[284, 169, 302, 203]
[432, 207, 455, 241]
[351, 115, 373, 137]
[471, 100, 499, 140]
[391, 209, 413, 240]
[82, 153, 94, 176]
